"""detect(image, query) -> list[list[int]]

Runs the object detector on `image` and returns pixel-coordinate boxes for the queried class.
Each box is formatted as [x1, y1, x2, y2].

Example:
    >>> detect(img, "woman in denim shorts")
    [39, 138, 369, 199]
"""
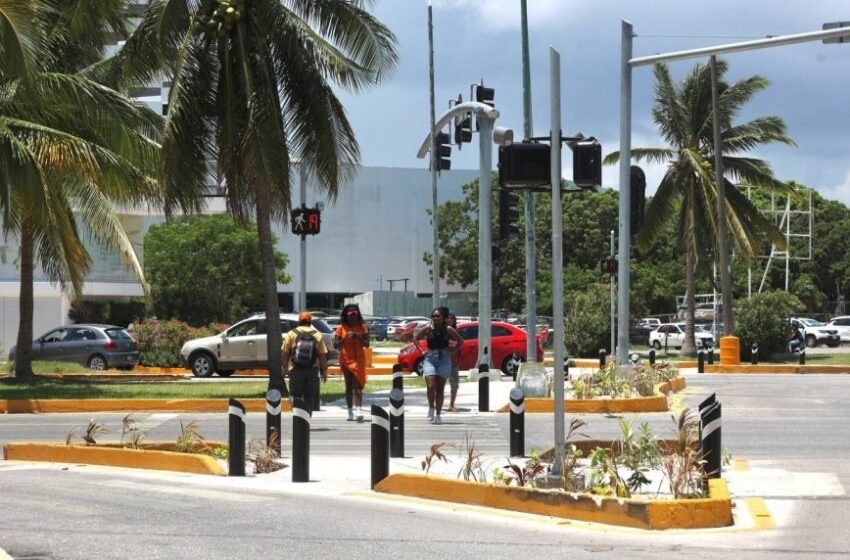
[414, 307, 463, 425]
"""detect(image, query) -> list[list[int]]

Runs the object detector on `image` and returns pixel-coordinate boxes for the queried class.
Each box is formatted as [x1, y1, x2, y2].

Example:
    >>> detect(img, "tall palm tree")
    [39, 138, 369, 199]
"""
[605, 60, 795, 356]
[0, 0, 161, 379]
[108, 1, 398, 391]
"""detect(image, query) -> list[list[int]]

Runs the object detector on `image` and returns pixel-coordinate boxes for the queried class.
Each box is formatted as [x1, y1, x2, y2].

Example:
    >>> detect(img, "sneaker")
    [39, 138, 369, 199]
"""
[356, 413, 364, 423]
[427, 408, 435, 423]
[347, 409, 355, 421]
[434, 415, 442, 425]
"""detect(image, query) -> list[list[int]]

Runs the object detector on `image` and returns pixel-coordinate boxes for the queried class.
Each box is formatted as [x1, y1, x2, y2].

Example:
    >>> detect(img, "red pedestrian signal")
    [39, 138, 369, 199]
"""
[292, 207, 321, 236]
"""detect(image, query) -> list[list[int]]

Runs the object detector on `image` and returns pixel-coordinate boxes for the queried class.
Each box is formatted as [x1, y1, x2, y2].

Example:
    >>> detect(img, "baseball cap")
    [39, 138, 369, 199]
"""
[298, 311, 312, 323]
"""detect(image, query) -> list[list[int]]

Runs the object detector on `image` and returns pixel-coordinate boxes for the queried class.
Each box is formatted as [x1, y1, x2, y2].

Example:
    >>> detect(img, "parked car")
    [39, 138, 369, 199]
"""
[396, 321, 545, 377]
[648, 323, 714, 350]
[638, 317, 662, 328]
[179, 313, 338, 377]
[386, 316, 428, 339]
[789, 317, 840, 348]
[8, 324, 139, 371]
[825, 316, 850, 343]
[393, 320, 429, 342]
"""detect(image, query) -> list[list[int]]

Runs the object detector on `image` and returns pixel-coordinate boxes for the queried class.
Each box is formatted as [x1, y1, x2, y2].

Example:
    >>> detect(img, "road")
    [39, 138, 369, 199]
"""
[1, 373, 849, 559]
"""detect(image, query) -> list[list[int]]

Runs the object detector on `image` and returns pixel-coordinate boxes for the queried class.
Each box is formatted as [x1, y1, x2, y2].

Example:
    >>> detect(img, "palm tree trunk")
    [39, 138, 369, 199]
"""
[681, 248, 697, 357]
[14, 215, 36, 380]
[255, 184, 286, 395]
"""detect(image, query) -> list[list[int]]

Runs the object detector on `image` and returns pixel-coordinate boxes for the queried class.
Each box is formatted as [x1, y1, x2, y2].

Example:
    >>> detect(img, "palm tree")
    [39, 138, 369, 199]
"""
[1, 0, 161, 379]
[108, 1, 398, 391]
[605, 60, 794, 356]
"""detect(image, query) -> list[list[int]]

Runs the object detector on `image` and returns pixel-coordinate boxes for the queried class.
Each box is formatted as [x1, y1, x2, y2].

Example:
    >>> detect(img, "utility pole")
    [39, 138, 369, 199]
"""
[610, 230, 616, 354]
[427, 0, 441, 308]
[298, 162, 307, 311]
[520, 0, 537, 359]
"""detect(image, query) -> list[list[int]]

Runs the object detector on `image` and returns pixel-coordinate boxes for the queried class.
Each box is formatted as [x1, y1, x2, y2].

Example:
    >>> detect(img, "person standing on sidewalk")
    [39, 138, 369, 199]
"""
[414, 306, 463, 424]
[446, 312, 461, 412]
[282, 311, 328, 412]
[334, 304, 370, 421]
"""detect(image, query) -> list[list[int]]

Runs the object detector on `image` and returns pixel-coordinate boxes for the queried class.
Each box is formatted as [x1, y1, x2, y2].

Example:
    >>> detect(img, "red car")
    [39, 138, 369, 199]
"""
[396, 321, 545, 376]
[393, 320, 429, 342]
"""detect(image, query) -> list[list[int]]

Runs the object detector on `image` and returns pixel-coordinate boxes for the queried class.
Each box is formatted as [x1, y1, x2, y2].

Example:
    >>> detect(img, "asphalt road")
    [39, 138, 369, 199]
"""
[1, 374, 849, 559]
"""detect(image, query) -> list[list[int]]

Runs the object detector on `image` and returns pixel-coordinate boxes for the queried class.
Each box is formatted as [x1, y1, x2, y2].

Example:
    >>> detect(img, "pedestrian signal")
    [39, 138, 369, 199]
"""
[292, 207, 321, 235]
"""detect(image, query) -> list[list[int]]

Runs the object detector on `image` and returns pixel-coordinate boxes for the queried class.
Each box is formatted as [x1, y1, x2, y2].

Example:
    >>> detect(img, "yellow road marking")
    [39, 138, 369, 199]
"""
[733, 459, 751, 471]
[0, 546, 11, 560]
[744, 497, 776, 530]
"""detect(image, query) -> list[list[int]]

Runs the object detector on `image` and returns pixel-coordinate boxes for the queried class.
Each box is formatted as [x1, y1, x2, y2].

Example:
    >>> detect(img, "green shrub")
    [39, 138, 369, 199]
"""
[734, 291, 804, 361]
[564, 283, 610, 358]
[132, 319, 228, 367]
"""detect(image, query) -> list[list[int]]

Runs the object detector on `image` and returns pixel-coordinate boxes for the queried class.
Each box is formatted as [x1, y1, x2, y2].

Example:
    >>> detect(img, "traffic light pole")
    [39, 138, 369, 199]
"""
[298, 162, 307, 311]
[427, 1, 441, 309]
[520, 0, 537, 360]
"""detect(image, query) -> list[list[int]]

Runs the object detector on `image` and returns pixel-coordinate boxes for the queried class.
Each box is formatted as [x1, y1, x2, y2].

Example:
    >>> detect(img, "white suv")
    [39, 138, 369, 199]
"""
[649, 323, 714, 350]
[789, 317, 840, 348]
[179, 313, 338, 377]
[825, 316, 850, 343]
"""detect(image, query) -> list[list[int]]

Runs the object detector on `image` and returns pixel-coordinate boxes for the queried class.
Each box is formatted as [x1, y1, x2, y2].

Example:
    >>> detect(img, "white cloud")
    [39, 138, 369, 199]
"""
[433, 0, 568, 31]
[819, 171, 850, 206]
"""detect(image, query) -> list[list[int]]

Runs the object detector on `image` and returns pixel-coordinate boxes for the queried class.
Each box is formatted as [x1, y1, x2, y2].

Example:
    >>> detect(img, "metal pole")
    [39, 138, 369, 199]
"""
[521, 0, 537, 360]
[427, 0, 441, 309]
[477, 116, 494, 368]
[549, 47, 565, 476]
[617, 21, 634, 366]
[710, 56, 735, 335]
[299, 163, 307, 311]
[610, 229, 616, 354]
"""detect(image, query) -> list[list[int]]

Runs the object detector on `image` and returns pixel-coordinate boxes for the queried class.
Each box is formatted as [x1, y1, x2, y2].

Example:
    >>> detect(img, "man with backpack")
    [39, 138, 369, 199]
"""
[281, 311, 328, 411]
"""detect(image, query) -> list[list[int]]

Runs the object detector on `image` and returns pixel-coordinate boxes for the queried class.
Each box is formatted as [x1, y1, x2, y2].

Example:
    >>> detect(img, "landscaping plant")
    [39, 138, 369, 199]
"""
[82, 419, 108, 446]
[457, 432, 487, 482]
[663, 409, 706, 498]
[175, 420, 205, 453]
[248, 434, 285, 474]
[421, 442, 449, 475]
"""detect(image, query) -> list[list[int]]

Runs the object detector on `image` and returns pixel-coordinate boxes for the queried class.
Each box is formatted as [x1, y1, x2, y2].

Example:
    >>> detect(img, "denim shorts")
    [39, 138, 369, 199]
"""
[422, 350, 452, 378]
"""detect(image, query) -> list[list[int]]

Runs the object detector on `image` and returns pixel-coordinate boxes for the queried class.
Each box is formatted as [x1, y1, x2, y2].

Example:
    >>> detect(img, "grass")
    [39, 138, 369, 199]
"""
[0, 377, 427, 401]
[4, 361, 93, 374]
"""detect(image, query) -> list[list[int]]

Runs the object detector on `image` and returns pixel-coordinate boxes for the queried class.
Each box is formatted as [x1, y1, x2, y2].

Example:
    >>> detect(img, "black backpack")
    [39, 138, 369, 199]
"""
[291, 329, 317, 366]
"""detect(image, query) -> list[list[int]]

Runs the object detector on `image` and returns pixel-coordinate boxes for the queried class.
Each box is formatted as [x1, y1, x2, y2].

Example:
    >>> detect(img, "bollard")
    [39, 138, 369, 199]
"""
[291, 397, 311, 483]
[265, 388, 282, 456]
[392, 363, 404, 391]
[700, 401, 722, 479]
[311, 369, 321, 412]
[228, 398, 246, 476]
[799, 348, 806, 365]
[751, 342, 759, 365]
[478, 362, 490, 412]
[648, 349, 656, 366]
[707, 346, 715, 365]
[697, 393, 716, 416]
[509, 388, 525, 457]
[598, 349, 606, 369]
[697, 350, 705, 374]
[563, 356, 570, 380]
[388, 388, 404, 458]
[371, 404, 390, 488]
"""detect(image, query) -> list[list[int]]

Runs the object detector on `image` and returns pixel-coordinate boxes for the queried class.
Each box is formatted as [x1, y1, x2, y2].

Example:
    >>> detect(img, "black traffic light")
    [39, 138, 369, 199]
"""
[630, 165, 646, 236]
[600, 258, 617, 274]
[436, 131, 451, 171]
[475, 84, 495, 108]
[498, 189, 521, 241]
[454, 116, 472, 146]
[291, 207, 321, 236]
[573, 142, 602, 188]
[498, 143, 551, 188]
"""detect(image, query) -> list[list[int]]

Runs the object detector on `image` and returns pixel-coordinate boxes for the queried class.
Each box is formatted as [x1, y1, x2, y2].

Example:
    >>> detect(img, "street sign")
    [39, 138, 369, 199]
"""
[823, 22, 850, 44]
[291, 207, 321, 236]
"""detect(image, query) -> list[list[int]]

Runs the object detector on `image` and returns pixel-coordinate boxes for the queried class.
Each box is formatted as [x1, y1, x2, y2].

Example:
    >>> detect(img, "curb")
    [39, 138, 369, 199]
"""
[496, 377, 685, 414]
[374, 474, 732, 530]
[705, 364, 850, 374]
[3, 442, 226, 475]
[38, 373, 189, 382]
[0, 398, 291, 414]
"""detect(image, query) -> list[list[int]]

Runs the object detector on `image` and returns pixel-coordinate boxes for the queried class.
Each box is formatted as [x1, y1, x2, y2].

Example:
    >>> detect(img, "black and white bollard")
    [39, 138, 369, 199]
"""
[697, 350, 705, 374]
[649, 349, 656, 366]
[598, 349, 606, 369]
[707, 346, 715, 365]
[799, 348, 806, 365]
[563, 355, 570, 380]
[392, 363, 404, 392]
[478, 362, 490, 412]
[265, 388, 282, 456]
[751, 342, 759, 365]
[700, 400, 722, 479]
[228, 398, 246, 476]
[389, 388, 404, 458]
[371, 404, 390, 488]
[509, 388, 525, 457]
[697, 392, 716, 417]
[291, 397, 311, 483]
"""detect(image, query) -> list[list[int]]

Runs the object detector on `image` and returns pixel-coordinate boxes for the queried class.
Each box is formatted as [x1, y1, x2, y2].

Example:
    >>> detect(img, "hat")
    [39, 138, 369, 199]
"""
[298, 311, 312, 323]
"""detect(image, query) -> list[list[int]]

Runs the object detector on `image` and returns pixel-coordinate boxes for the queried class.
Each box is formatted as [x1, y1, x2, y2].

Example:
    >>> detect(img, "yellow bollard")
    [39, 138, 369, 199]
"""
[364, 346, 373, 367]
[719, 336, 740, 365]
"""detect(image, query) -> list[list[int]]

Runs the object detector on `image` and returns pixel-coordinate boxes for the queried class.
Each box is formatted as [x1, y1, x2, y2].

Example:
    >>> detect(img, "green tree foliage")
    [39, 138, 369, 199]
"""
[564, 283, 611, 357]
[735, 290, 804, 360]
[145, 215, 290, 325]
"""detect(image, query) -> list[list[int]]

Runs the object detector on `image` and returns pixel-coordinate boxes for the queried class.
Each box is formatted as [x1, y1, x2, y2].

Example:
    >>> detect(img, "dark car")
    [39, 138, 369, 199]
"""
[8, 324, 139, 371]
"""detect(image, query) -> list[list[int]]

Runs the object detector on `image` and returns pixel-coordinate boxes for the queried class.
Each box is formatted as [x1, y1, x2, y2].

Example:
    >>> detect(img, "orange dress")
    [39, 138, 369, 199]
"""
[335, 323, 369, 389]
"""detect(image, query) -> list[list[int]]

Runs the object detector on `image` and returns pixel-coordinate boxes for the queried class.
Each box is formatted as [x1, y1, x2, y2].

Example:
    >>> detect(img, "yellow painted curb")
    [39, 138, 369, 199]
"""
[374, 474, 732, 530]
[372, 354, 399, 364]
[38, 373, 189, 382]
[0, 398, 290, 414]
[497, 377, 685, 413]
[3, 442, 225, 475]
[705, 364, 850, 374]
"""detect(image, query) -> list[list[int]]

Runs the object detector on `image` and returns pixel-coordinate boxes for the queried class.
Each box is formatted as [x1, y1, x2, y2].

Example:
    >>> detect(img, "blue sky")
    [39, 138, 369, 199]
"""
[337, 0, 850, 203]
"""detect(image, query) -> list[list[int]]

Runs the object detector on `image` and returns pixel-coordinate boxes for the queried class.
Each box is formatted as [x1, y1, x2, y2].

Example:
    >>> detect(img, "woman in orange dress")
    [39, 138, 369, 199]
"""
[334, 304, 370, 421]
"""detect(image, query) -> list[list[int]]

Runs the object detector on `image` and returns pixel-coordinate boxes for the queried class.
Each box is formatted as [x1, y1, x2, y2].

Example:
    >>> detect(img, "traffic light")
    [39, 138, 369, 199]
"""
[498, 189, 521, 241]
[291, 207, 321, 236]
[475, 83, 495, 108]
[454, 116, 472, 146]
[572, 142, 602, 188]
[498, 143, 551, 188]
[600, 258, 617, 274]
[436, 131, 451, 171]
[630, 165, 646, 236]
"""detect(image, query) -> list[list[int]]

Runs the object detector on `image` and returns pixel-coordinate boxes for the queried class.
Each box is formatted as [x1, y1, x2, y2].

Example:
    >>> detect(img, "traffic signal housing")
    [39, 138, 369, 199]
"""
[600, 258, 617, 274]
[291, 207, 321, 236]
[454, 116, 472, 146]
[475, 84, 495, 108]
[436, 131, 451, 171]
[573, 142, 602, 189]
[498, 143, 551, 189]
[630, 165, 646, 236]
[498, 189, 521, 241]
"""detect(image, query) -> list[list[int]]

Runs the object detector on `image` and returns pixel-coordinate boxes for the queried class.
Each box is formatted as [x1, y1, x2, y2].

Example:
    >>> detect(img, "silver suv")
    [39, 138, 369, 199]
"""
[179, 313, 338, 377]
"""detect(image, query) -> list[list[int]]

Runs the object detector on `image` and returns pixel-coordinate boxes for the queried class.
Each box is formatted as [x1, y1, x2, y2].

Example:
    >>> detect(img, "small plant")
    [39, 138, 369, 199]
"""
[596, 363, 632, 398]
[560, 418, 589, 491]
[491, 467, 510, 486]
[571, 375, 596, 399]
[120, 414, 147, 449]
[630, 363, 657, 397]
[587, 447, 628, 497]
[82, 418, 108, 446]
[65, 427, 78, 446]
[248, 433, 285, 474]
[210, 445, 229, 460]
[502, 457, 546, 488]
[654, 361, 679, 382]
[614, 418, 662, 494]
[421, 442, 449, 475]
[175, 420, 205, 453]
[722, 447, 733, 467]
[662, 409, 705, 498]
[457, 432, 486, 482]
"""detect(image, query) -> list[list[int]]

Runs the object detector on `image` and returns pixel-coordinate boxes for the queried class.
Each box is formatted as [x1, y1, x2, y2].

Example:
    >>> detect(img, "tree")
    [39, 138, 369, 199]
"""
[605, 60, 794, 356]
[1, 1, 161, 380]
[145, 214, 291, 325]
[111, 1, 398, 391]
